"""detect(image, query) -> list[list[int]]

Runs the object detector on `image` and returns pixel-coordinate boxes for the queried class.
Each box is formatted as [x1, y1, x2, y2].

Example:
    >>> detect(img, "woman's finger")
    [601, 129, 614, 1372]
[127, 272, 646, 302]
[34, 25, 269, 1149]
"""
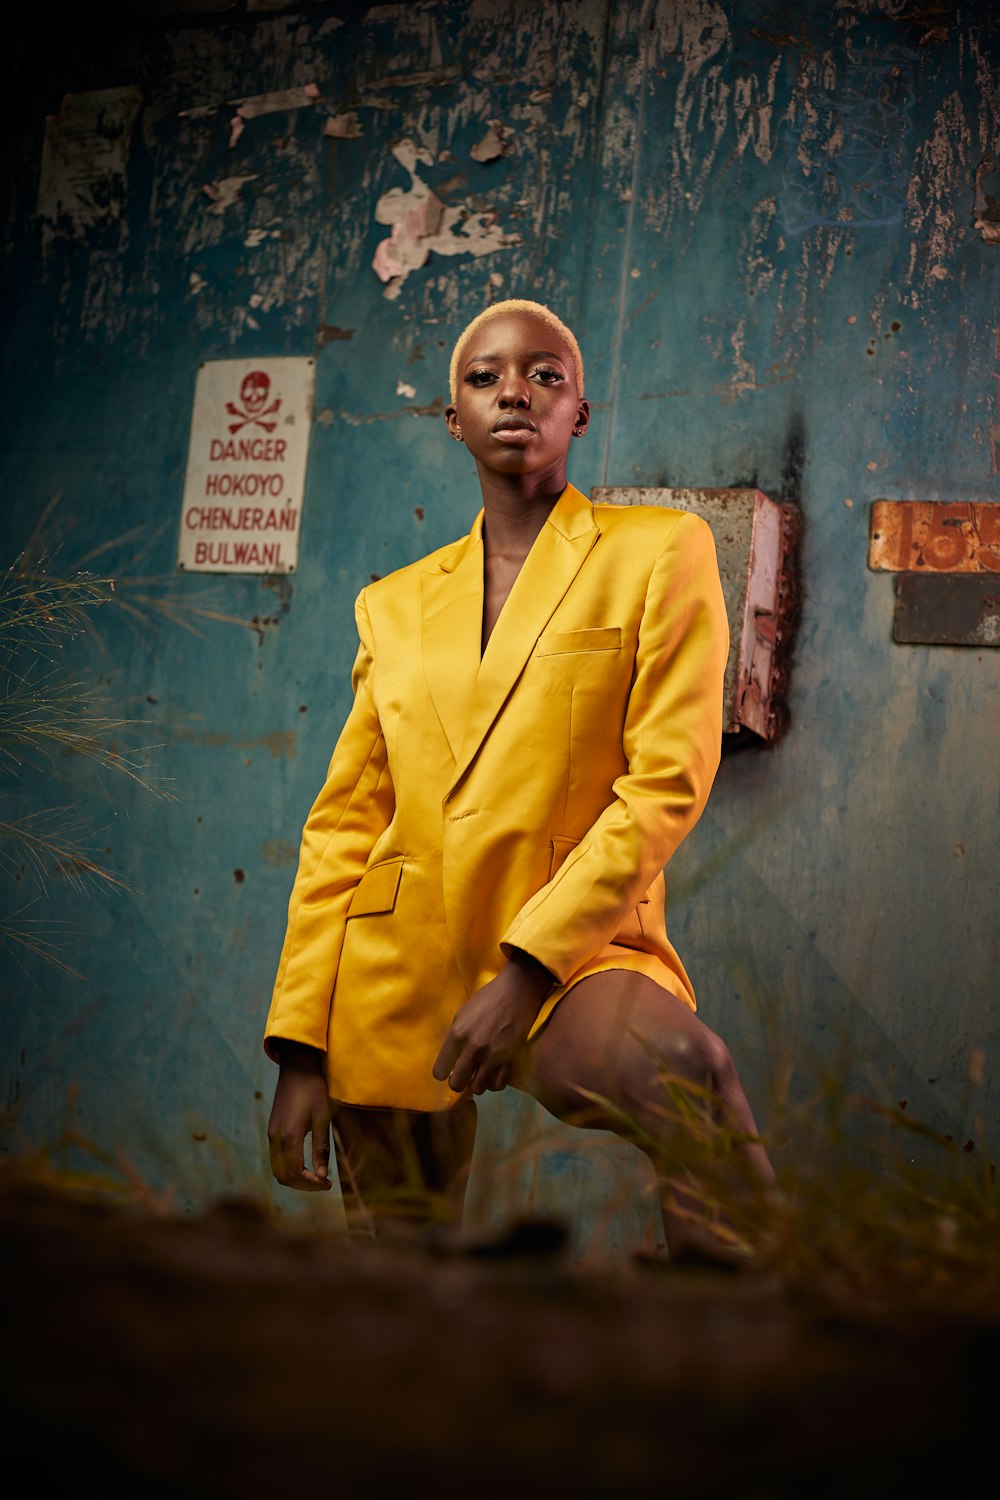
[472, 1058, 511, 1095]
[270, 1124, 305, 1185]
[432, 1028, 462, 1083]
[447, 1044, 485, 1094]
[489, 1062, 512, 1093]
[311, 1109, 332, 1182]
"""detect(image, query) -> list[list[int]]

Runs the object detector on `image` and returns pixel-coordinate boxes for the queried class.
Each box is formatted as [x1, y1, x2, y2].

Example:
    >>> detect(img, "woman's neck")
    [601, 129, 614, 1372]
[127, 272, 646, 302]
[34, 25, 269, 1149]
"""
[477, 463, 568, 560]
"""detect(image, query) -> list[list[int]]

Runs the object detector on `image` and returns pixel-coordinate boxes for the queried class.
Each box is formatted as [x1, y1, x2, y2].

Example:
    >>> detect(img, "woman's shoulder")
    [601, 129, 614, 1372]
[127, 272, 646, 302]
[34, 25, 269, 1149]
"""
[592, 500, 713, 546]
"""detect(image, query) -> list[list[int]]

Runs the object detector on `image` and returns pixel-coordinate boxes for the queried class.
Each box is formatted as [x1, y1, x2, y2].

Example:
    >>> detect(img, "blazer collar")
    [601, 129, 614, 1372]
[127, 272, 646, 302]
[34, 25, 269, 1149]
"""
[421, 483, 599, 783]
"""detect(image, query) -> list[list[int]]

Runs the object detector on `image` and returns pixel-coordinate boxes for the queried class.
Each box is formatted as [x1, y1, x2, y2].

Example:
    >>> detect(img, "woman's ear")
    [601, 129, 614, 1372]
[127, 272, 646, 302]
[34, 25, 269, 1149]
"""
[573, 398, 591, 437]
[444, 404, 463, 442]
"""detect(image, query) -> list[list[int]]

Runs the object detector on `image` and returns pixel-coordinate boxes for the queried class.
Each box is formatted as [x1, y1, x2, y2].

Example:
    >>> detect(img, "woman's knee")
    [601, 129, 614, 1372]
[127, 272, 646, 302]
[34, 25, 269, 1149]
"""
[523, 977, 738, 1125]
[627, 1025, 737, 1115]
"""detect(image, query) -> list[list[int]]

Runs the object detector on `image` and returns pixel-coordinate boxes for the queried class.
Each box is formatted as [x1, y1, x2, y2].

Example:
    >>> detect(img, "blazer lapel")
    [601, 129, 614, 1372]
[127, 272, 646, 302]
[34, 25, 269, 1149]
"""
[451, 483, 599, 790]
[421, 516, 485, 763]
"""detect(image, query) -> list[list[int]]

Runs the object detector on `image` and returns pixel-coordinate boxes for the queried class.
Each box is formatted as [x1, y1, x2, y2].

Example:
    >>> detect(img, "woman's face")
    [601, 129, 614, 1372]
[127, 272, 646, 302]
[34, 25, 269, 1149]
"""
[445, 310, 589, 477]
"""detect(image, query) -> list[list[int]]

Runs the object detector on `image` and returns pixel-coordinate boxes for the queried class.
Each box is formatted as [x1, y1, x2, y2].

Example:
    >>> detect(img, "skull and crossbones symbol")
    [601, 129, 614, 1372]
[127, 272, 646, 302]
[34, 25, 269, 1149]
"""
[226, 371, 281, 433]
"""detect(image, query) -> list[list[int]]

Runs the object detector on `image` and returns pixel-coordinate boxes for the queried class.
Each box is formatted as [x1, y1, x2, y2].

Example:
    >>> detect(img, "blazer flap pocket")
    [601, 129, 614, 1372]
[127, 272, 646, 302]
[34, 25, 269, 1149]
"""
[536, 627, 621, 657]
[549, 836, 580, 879]
[347, 859, 403, 918]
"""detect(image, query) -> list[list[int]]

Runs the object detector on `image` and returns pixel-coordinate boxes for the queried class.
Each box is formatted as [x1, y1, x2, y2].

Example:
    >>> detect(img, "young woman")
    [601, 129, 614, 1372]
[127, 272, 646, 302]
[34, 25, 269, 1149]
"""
[265, 300, 773, 1260]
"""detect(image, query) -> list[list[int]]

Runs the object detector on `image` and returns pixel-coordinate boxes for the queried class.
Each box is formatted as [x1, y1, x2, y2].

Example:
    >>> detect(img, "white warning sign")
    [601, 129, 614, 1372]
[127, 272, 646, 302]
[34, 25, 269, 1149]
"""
[178, 356, 315, 574]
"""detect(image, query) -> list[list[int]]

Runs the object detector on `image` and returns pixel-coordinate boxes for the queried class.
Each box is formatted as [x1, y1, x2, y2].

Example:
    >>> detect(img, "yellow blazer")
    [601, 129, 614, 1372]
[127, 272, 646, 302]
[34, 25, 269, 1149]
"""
[265, 483, 728, 1111]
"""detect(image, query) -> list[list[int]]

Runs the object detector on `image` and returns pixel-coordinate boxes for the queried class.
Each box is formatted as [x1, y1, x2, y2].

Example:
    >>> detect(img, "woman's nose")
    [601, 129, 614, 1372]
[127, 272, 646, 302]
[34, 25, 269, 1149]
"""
[497, 372, 530, 407]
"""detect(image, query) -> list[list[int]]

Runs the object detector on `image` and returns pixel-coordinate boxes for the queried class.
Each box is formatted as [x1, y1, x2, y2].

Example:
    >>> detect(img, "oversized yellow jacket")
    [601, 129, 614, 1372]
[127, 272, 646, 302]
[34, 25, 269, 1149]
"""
[265, 483, 728, 1111]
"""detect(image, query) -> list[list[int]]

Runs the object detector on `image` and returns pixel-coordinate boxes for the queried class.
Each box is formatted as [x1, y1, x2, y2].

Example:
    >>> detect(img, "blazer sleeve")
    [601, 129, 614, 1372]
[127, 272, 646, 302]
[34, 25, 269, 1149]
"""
[263, 589, 395, 1060]
[500, 512, 728, 985]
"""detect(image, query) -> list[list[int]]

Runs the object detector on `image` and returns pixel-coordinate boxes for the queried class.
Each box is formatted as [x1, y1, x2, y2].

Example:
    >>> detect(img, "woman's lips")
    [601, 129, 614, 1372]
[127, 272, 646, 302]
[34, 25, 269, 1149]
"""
[491, 417, 536, 442]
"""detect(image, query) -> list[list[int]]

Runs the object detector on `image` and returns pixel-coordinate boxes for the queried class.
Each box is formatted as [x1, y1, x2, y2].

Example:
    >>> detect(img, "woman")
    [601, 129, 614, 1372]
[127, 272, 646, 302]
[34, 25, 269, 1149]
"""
[265, 300, 773, 1260]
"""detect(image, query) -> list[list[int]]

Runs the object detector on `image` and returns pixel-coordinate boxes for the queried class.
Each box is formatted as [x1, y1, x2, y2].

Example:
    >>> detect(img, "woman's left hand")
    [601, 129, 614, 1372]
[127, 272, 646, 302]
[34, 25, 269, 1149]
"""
[433, 949, 553, 1095]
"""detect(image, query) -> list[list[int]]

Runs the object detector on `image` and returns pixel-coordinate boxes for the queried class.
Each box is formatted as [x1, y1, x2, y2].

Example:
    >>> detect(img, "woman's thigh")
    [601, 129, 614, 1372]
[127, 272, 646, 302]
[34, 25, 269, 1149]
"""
[332, 1101, 478, 1201]
[518, 970, 731, 1129]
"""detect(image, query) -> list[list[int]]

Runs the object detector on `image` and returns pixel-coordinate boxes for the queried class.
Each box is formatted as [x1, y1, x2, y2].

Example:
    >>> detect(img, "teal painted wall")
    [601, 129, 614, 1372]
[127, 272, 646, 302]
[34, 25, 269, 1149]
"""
[2, 0, 998, 1252]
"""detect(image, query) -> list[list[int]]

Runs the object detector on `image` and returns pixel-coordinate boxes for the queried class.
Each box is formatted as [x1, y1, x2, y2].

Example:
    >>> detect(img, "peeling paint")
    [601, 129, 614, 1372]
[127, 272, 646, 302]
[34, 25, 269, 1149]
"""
[973, 156, 1000, 244]
[230, 83, 320, 119]
[396, 380, 417, 398]
[372, 138, 520, 299]
[323, 111, 363, 139]
[471, 120, 511, 162]
[906, 90, 972, 290]
[368, 67, 462, 91]
[203, 175, 258, 216]
[38, 86, 142, 252]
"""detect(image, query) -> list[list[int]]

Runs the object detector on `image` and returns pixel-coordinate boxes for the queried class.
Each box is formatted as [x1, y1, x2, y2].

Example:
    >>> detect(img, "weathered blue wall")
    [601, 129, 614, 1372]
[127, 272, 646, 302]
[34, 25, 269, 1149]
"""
[2, 0, 998, 1251]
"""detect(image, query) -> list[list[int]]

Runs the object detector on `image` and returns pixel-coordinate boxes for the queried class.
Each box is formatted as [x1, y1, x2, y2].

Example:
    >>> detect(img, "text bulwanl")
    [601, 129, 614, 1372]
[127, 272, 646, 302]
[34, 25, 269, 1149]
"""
[193, 540, 284, 567]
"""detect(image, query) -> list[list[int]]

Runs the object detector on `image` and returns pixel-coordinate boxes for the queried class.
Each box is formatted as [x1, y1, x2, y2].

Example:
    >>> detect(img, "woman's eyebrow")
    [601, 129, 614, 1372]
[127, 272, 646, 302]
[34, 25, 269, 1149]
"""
[464, 349, 568, 366]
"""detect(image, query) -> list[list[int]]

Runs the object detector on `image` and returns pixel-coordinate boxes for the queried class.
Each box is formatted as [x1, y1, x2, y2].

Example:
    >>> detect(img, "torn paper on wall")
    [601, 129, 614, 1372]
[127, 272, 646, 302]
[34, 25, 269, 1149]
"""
[372, 138, 520, 300]
[37, 86, 142, 247]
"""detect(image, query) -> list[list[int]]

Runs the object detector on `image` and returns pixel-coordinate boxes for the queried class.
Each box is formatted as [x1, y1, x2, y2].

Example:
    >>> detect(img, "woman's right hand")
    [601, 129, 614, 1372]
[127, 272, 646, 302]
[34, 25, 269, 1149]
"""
[267, 1041, 333, 1191]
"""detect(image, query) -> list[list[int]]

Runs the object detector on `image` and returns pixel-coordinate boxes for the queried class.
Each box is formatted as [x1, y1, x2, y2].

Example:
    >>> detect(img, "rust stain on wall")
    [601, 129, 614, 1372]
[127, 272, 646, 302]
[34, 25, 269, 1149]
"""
[316, 324, 355, 347]
[260, 839, 298, 868]
[171, 729, 297, 759]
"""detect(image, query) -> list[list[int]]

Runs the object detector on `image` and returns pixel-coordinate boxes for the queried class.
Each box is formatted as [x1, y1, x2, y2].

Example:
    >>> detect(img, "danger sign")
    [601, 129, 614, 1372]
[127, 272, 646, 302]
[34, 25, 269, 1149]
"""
[178, 356, 315, 574]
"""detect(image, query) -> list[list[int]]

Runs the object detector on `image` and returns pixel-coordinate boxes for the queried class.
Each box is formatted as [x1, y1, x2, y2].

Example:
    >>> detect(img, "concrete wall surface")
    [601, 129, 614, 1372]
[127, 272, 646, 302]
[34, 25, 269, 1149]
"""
[1, 0, 998, 1254]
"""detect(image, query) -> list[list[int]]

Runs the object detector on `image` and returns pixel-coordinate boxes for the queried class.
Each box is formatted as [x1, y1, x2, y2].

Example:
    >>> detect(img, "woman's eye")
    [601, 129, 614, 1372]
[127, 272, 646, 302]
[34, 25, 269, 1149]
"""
[532, 367, 564, 383]
[465, 370, 496, 387]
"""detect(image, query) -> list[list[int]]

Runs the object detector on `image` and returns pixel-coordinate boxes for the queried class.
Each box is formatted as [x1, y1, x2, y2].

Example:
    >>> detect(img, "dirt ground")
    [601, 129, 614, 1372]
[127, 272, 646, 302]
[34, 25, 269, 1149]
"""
[1, 1174, 997, 1499]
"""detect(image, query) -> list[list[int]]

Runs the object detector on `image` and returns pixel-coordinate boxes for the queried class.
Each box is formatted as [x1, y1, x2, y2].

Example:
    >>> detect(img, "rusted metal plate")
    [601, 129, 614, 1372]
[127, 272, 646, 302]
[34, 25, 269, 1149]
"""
[894, 574, 1000, 646]
[869, 501, 1000, 574]
[592, 487, 800, 741]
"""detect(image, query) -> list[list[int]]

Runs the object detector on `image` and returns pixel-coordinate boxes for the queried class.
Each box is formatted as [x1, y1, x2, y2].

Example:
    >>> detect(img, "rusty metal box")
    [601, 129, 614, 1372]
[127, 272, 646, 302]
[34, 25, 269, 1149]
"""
[590, 487, 800, 742]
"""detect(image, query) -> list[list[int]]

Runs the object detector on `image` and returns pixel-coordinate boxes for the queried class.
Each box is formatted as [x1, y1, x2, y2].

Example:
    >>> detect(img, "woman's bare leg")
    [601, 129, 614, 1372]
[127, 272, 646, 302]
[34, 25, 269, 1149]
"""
[332, 1101, 478, 1237]
[519, 972, 775, 1263]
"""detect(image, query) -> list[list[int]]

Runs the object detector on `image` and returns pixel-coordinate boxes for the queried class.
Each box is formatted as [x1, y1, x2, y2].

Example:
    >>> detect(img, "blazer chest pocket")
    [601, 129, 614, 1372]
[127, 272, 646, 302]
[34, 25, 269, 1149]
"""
[346, 858, 403, 918]
[536, 627, 621, 657]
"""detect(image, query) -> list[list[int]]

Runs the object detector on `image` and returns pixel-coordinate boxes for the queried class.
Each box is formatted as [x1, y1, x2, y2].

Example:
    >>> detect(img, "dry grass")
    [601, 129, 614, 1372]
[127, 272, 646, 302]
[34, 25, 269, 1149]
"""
[1, 506, 250, 975]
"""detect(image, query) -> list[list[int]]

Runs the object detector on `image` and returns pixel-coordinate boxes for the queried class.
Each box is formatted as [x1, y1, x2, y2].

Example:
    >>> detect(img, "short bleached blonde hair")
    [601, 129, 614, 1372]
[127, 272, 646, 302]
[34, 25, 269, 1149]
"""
[448, 299, 585, 404]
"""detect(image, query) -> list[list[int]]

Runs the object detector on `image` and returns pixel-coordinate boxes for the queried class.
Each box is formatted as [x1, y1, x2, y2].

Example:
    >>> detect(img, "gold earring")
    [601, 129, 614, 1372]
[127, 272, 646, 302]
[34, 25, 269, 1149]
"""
[454, 431, 464, 442]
